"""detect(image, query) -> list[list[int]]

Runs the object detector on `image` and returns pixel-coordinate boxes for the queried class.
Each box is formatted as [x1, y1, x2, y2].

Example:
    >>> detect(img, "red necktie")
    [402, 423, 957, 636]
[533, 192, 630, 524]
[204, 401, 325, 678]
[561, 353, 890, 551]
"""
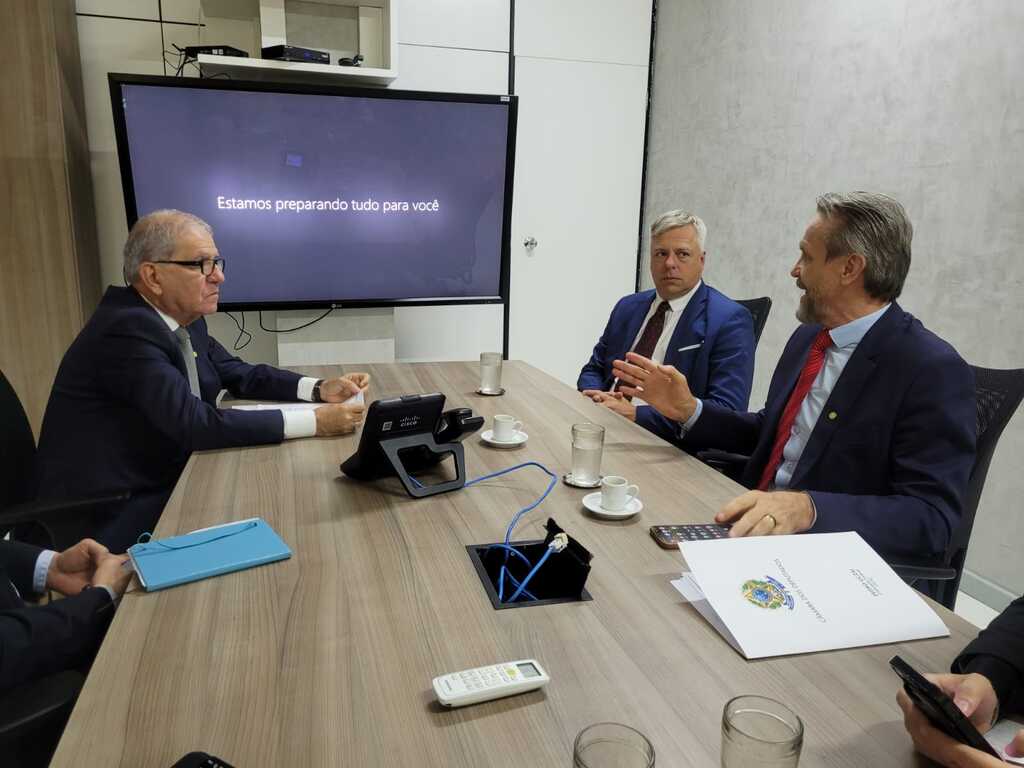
[631, 300, 670, 360]
[757, 329, 833, 490]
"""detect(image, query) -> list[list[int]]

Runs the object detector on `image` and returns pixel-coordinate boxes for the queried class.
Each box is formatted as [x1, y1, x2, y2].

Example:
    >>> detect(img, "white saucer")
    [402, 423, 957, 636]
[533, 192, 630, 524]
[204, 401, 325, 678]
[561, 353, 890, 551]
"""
[481, 429, 528, 447]
[582, 491, 643, 520]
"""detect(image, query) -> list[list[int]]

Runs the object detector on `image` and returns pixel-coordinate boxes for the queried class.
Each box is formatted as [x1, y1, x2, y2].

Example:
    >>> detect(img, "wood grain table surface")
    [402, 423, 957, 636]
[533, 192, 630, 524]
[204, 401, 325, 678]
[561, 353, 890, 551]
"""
[51, 361, 967, 767]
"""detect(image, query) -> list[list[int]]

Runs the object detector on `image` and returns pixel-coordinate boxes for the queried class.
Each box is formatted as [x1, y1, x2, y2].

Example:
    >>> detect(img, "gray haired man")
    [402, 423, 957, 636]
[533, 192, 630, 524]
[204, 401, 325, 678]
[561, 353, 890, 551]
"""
[578, 209, 755, 450]
[35, 210, 368, 552]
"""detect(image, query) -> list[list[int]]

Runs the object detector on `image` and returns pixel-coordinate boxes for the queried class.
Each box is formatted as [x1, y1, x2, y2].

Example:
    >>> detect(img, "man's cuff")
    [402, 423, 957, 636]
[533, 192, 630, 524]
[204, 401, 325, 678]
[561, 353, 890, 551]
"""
[804, 492, 818, 529]
[33, 550, 57, 594]
[95, 585, 118, 604]
[283, 409, 318, 439]
[676, 398, 703, 439]
[296, 377, 319, 402]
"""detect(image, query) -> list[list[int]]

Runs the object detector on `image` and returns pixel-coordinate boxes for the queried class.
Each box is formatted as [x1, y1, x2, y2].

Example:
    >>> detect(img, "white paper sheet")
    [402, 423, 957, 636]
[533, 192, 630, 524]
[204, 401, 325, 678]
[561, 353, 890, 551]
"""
[232, 390, 364, 411]
[985, 719, 1024, 765]
[673, 532, 949, 659]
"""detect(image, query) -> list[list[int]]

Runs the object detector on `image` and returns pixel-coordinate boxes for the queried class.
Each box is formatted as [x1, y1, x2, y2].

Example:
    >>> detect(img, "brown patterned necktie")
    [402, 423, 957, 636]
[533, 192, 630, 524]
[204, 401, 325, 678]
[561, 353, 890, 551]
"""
[631, 300, 670, 360]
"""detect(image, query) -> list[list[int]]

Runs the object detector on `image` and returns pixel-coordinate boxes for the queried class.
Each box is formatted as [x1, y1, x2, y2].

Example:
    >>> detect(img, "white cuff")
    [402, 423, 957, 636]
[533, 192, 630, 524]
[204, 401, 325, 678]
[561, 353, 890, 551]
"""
[297, 377, 319, 402]
[283, 409, 317, 439]
[34, 550, 57, 594]
[676, 398, 704, 439]
[805, 492, 818, 529]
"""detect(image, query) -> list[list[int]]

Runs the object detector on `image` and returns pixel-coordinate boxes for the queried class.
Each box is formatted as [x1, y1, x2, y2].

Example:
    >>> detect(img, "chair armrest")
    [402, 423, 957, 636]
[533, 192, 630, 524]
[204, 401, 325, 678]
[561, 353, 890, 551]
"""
[0, 490, 131, 528]
[0, 670, 84, 737]
[696, 450, 749, 483]
[890, 563, 957, 584]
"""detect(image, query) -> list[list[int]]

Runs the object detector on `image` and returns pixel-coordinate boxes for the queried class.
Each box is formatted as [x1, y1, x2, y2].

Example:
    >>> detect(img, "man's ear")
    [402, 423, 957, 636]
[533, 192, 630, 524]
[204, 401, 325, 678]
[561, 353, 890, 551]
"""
[135, 263, 163, 296]
[840, 252, 867, 286]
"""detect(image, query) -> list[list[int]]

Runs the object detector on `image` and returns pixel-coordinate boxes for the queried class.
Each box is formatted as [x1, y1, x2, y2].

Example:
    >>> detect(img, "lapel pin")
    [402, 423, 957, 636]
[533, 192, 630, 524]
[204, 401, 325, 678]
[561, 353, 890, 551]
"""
[827, 411, 838, 421]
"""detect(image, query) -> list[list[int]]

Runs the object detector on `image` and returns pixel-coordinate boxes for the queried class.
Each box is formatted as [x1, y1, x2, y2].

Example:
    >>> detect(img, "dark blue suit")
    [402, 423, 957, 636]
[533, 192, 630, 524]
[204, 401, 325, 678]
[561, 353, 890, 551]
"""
[686, 304, 976, 559]
[578, 284, 755, 447]
[0, 540, 114, 693]
[36, 287, 302, 551]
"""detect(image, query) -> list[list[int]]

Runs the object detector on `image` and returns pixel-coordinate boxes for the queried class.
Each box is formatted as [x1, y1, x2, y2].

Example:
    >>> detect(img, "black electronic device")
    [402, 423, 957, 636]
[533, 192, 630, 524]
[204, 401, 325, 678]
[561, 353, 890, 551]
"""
[171, 752, 235, 768]
[650, 524, 730, 548]
[262, 44, 331, 65]
[183, 45, 248, 59]
[340, 394, 483, 497]
[889, 655, 1002, 759]
[338, 54, 364, 67]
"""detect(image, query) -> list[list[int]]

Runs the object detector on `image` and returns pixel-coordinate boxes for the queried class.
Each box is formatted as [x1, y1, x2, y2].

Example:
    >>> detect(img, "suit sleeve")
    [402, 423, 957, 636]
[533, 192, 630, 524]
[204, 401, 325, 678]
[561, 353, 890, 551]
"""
[0, 540, 43, 597]
[0, 587, 113, 693]
[806, 352, 975, 558]
[634, 306, 757, 447]
[578, 299, 625, 391]
[97, 325, 286, 453]
[952, 595, 1024, 715]
[701, 306, 755, 412]
[207, 335, 303, 402]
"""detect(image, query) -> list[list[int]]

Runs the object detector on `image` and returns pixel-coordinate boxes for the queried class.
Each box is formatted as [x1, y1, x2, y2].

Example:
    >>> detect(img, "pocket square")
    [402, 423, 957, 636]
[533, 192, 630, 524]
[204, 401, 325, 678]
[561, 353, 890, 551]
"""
[677, 343, 702, 352]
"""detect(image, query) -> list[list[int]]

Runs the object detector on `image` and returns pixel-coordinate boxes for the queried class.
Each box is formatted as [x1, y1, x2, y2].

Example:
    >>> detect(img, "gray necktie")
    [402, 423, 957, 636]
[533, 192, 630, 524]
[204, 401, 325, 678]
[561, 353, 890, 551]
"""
[173, 326, 201, 397]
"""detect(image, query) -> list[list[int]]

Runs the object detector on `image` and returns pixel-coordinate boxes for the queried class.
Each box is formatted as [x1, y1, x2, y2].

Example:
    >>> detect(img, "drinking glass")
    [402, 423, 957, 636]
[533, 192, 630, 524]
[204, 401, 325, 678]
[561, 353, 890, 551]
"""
[721, 695, 803, 768]
[574, 722, 655, 768]
[571, 423, 605, 484]
[479, 352, 503, 393]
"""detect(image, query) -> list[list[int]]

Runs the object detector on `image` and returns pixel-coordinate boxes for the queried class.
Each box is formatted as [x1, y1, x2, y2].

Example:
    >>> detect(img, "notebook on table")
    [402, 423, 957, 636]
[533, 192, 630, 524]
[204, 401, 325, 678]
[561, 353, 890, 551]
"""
[127, 517, 291, 591]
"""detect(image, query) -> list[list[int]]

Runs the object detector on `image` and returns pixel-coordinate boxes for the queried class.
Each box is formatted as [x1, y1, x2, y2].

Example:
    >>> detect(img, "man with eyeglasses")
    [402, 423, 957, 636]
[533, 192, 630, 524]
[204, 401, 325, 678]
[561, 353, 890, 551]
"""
[34, 210, 370, 552]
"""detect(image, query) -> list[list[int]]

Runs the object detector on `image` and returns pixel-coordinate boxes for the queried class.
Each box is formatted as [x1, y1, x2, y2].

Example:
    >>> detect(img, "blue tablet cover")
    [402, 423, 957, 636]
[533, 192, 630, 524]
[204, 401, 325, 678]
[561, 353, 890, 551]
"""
[128, 518, 291, 591]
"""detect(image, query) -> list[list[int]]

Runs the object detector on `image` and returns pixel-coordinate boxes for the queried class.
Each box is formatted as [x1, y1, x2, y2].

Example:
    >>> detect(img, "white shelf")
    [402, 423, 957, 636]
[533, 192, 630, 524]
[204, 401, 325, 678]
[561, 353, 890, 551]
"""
[197, 53, 397, 85]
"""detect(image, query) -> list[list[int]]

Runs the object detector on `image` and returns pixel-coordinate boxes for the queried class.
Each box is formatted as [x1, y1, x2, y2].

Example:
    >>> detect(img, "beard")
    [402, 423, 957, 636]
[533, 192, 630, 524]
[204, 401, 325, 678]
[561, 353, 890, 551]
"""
[795, 288, 821, 324]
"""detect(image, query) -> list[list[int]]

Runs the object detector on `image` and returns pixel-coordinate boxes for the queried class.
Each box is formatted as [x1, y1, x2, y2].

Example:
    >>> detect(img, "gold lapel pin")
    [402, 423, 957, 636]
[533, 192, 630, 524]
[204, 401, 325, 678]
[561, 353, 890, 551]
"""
[827, 411, 838, 420]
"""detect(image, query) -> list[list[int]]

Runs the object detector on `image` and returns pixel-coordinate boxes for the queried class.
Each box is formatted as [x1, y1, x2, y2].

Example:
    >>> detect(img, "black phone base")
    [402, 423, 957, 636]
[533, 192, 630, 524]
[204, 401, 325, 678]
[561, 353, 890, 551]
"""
[379, 433, 467, 498]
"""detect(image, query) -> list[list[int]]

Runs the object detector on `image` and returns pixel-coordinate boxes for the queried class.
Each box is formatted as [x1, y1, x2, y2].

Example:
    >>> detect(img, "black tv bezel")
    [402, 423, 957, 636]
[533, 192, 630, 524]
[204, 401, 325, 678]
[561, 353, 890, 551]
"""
[108, 73, 517, 312]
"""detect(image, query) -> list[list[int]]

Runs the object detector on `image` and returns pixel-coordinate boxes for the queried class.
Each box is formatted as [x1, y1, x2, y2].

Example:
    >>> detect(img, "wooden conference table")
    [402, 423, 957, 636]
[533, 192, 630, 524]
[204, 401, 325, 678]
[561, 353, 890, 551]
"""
[52, 361, 974, 767]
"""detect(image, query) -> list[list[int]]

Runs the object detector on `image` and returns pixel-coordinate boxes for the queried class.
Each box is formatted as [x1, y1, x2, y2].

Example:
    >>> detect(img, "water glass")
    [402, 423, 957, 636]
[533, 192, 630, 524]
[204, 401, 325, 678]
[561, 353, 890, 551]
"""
[479, 352, 503, 392]
[721, 695, 803, 768]
[574, 722, 655, 768]
[571, 423, 605, 484]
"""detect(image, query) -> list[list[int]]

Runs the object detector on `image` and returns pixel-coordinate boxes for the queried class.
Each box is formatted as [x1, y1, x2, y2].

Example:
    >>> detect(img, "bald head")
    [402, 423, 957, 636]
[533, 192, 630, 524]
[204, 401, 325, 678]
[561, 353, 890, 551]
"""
[123, 210, 213, 285]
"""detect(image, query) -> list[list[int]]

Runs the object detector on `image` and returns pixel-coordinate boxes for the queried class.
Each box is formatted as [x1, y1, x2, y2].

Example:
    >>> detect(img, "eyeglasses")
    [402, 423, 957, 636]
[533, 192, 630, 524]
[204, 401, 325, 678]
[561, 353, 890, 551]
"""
[149, 258, 226, 276]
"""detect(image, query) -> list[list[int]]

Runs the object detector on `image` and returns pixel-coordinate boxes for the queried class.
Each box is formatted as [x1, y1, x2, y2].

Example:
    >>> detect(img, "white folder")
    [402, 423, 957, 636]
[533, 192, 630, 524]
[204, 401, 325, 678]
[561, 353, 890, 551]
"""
[671, 532, 949, 659]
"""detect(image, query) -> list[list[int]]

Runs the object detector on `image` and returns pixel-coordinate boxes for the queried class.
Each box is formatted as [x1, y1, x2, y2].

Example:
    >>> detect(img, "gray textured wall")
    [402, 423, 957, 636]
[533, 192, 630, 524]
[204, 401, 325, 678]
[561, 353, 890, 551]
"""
[644, 0, 1024, 607]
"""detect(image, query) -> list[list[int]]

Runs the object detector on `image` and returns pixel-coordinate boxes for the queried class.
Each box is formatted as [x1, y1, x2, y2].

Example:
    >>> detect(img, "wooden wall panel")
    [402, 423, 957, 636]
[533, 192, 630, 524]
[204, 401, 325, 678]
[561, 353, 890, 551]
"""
[0, 0, 100, 437]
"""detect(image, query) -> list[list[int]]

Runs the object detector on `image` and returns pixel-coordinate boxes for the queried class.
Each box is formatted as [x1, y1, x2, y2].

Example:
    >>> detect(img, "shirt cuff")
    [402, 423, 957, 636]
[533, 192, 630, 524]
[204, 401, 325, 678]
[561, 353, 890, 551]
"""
[805, 492, 819, 529]
[33, 550, 57, 594]
[676, 398, 703, 439]
[297, 377, 319, 402]
[283, 409, 317, 439]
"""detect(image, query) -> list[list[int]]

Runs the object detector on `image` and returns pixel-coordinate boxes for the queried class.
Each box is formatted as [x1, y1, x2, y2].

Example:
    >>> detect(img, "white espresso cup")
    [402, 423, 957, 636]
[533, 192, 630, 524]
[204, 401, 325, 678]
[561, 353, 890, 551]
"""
[601, 475, 639, 511]
[493, 414, 523, 442]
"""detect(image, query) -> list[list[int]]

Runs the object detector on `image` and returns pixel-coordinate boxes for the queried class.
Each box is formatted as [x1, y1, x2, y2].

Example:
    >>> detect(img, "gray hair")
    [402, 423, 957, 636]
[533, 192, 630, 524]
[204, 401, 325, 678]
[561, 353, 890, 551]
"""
[650, 209, 707, 251]
[123, 209, 213, 283]
[816, 192, 912, 301]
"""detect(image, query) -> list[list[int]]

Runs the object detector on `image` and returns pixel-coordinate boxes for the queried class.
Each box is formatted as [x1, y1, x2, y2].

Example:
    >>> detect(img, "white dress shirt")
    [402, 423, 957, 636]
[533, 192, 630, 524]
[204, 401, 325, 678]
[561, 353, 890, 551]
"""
[627, 281, 702, 405]
[144, 301, 318, 439]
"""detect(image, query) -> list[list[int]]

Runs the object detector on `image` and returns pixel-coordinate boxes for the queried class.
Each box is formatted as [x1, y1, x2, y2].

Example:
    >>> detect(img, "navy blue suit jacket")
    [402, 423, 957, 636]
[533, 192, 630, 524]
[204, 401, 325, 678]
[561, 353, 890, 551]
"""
[685, 304, 976, 559]
[953, 595, 1024, 715]
[578, 283, 755, 447]
[36, 286, 302, 550]
[0, 540, 114, 693]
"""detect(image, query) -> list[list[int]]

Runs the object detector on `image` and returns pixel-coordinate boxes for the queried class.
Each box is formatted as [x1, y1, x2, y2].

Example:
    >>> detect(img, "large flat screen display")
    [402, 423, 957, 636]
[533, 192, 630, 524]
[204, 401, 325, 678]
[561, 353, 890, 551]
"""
[109, 74, 516, 309]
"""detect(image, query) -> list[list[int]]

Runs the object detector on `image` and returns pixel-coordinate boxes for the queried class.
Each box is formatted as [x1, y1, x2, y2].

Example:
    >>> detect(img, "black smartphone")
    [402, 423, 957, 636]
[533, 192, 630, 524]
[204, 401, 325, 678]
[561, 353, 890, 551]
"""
[889, 655, 1002, 759]
[649, 524, 731, 548]
[170, 753, 235, 768]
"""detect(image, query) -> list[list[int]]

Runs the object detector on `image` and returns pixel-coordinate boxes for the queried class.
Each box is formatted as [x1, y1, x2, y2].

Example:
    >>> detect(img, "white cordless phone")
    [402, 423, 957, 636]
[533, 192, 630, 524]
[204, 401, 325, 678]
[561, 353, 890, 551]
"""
[432, 659, 550, 708]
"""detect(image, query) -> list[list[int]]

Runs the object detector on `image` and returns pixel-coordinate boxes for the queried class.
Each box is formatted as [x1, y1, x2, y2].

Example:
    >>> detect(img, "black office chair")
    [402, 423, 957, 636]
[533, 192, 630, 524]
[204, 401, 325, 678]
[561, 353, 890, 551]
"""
[0, 368, 128, 765]
[0, 368, 129, 549]
[891, 366, 1024, 609]
[736, 296, 772, 347]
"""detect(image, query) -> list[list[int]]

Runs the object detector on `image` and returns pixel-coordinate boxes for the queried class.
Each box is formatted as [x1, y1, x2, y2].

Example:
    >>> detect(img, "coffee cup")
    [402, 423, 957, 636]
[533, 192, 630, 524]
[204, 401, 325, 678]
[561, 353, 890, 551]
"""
[601, 475, 639, 511]
[493, 414, 523, 442]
